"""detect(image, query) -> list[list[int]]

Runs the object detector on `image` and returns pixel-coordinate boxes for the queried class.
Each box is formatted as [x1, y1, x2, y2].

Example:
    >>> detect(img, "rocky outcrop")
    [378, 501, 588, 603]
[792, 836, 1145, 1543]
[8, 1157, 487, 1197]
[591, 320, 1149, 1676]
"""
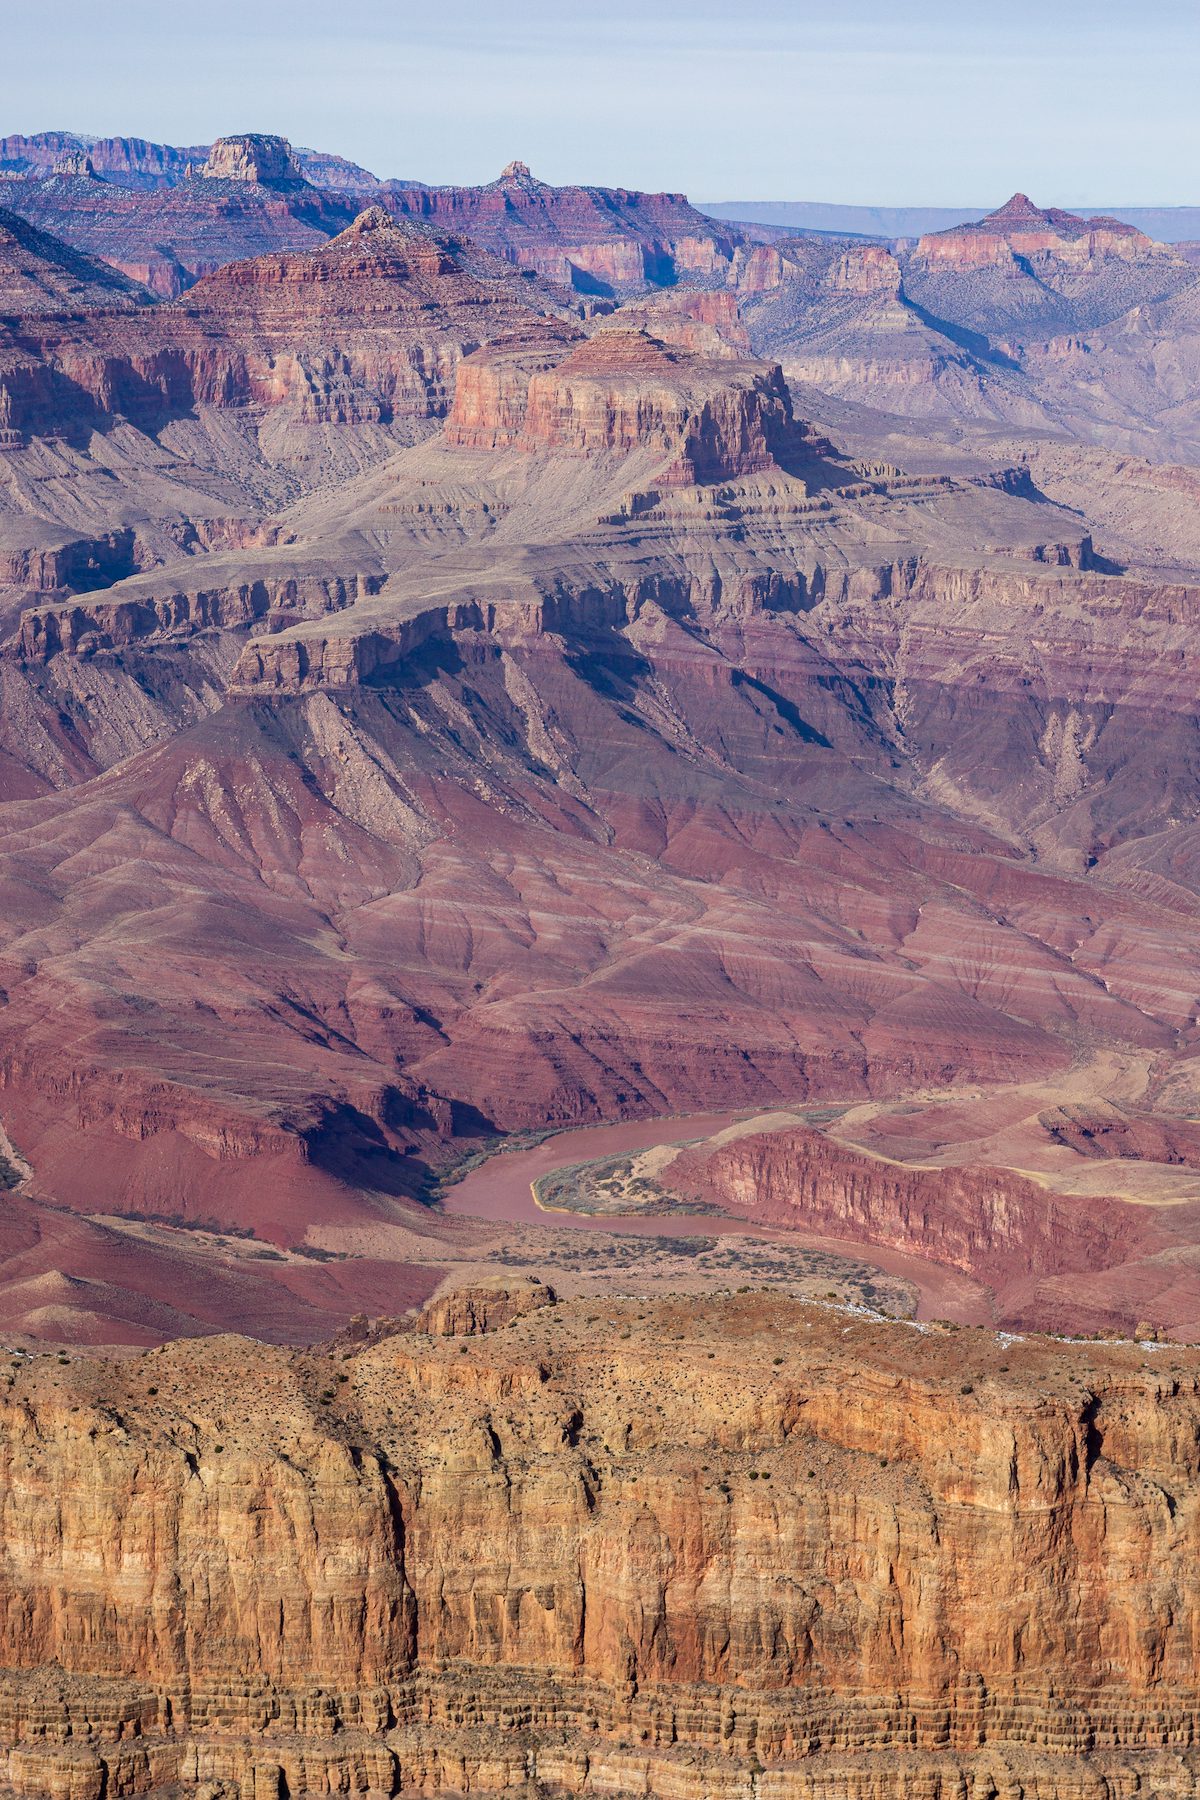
[199, 134, 305, 186]
[288, 148, 380, 194]
[663, 1122, 1164, 1330]
[49, 149, 96, 180]
[415, 1275, 556, 1334]
[824, 242, 902, 295]
[618, 287, 752, 356]
[445, 323, 815, 483]
[914, 193, 1167, 269]
[0, 1298, 1196, 1797]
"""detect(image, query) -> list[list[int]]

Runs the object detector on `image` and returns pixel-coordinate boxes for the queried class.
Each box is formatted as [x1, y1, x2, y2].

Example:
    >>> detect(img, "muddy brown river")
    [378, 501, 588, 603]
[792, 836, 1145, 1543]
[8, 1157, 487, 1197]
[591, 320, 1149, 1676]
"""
[442, 1110, 993, 1323]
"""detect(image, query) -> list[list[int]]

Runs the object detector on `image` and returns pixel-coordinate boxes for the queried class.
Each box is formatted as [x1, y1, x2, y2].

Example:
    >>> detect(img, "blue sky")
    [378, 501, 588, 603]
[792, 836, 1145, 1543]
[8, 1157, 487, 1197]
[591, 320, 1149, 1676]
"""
[3, 0, 1196, 205]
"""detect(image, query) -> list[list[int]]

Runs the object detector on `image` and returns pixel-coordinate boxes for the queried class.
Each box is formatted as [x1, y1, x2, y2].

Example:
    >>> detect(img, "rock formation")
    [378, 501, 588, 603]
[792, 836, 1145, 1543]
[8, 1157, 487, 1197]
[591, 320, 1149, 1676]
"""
[414, 1273, 556, 1334]
[381, 161, 741, 293]
[0, 141, 747, 300]
[1040, 1101, 1200, 1167]
[48, 148, 96, 180]
[0, 132, 207, 188]
[736, 196, 1200, 450]
[0, 1296, 1196, 1797]
[659, 1120, 1192, 1335]
[0, 130, 375, 193]
[914, 192, 1166, 267]
[0, 158, 358, 297]
[0, 207, 565, 435]
[199, 133, 305, 186]
[445, 321, 820, 482]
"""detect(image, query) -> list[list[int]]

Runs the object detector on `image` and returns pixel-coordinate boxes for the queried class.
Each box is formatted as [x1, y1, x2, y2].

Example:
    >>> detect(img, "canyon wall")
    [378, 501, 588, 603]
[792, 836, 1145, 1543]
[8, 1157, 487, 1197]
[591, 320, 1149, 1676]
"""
[0, 1295, 1196, 1797]
[663, 1123, 1179, 1331]
[444, 324, 806, 482]
[0, 209, 560, 439]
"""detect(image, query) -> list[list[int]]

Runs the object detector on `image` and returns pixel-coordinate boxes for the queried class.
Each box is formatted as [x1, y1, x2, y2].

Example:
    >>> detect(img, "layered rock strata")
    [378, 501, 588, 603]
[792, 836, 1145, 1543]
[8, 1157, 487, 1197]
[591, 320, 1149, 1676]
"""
[661, 1121, 1179, 1333]
[0, 1296, 1196, 1798]
[0, 209, 563, 436]
[444, 323, 816, 483]
[382, 160, 740, 293]
[198, 135, 305, 186]
[914, 193, 1167, 268]
[0, 133, 208, 188]
[0, 161, 357, 298]
[0, 131, 378, 193]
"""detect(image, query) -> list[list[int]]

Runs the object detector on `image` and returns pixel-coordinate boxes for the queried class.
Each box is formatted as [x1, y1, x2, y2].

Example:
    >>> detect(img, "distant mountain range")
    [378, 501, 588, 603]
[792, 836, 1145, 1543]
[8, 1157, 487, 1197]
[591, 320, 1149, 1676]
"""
[700, 199, 1200, 242]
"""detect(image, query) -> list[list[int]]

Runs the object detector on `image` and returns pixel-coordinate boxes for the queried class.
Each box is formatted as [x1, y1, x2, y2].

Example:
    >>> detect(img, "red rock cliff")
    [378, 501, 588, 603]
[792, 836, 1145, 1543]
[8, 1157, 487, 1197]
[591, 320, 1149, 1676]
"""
[0, 1296, 1196, 1797]
[445, 323, 811, 483]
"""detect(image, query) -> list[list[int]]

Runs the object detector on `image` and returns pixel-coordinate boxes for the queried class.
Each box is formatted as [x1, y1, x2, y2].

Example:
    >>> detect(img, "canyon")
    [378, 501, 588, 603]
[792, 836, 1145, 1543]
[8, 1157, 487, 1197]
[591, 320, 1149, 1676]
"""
[0, 137, 745, 301]
[1, 125, 1200, 1797]
[5, 167, 1200, 1345]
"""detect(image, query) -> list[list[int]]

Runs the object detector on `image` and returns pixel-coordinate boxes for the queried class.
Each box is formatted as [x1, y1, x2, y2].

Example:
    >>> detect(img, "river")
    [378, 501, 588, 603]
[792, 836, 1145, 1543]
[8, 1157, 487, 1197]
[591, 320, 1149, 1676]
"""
[441, 1110, 993, 1323]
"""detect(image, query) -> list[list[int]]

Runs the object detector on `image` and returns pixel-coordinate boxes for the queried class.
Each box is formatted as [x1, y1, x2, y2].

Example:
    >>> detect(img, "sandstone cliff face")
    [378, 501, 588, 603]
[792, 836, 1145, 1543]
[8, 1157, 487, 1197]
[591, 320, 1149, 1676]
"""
[663, 1123, 1164, 1331]
[445, 324, 811, 483]
[1, 209, 562, 438]
[620, 288, 752, 356]
[229, 571, 645, 690]
[0, 1296, 1196, 1798]
[199, 135, 305, 186]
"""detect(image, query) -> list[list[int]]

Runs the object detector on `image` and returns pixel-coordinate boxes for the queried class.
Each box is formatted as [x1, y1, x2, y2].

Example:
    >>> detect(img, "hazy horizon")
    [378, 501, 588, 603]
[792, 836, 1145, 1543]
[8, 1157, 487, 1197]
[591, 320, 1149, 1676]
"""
[3, 0, 1197, 207]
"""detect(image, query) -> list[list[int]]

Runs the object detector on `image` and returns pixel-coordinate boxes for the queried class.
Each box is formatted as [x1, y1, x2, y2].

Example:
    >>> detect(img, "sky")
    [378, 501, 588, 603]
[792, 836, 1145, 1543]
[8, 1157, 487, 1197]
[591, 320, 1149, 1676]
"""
[2, 0, 1197, 206]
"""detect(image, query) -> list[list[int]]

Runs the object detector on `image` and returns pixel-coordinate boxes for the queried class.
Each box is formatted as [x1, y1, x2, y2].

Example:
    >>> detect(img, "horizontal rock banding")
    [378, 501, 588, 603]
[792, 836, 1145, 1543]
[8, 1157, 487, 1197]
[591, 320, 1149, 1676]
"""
[0, 1297, 1196, 1796]
[0, 208, 564, 436]
[445, 322, 816, 483]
